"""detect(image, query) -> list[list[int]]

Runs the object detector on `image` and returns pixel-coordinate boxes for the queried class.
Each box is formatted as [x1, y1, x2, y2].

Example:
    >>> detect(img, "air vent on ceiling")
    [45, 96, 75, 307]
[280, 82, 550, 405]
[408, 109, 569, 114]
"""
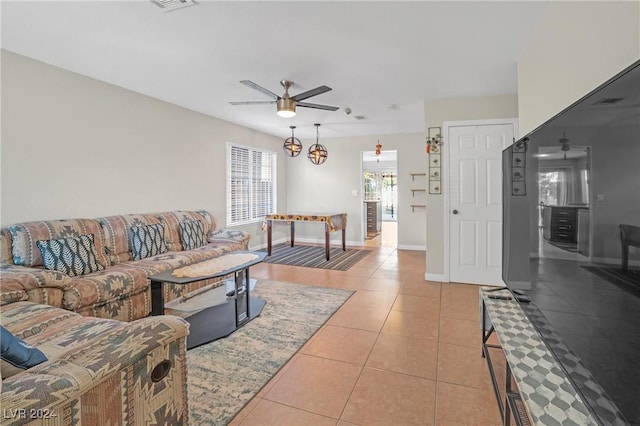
[354, 115, 368, 121]
[593, 97, 625, 105]
[150, 0, 196, 12]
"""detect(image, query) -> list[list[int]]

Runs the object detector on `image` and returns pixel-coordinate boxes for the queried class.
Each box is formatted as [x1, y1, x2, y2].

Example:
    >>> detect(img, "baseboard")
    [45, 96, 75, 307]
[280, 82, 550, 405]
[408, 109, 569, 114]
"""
[396, 244, 426, 251]
[250, 237, 361, 250]
[248, 238, 287, 251]
[425, 273, 447, 282]
[294, 237, 361, 247]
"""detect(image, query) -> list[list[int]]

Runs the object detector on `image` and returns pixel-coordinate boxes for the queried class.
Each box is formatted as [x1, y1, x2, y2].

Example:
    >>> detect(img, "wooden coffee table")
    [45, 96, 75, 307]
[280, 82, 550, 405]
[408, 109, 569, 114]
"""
[149, 251, 266, 349]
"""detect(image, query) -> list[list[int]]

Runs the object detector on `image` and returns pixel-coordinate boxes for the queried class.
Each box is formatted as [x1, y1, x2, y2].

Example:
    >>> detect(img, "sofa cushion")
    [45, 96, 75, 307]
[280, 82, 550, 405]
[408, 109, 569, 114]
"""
[7, 219, 109, 268]
[0, 229, 13, 264]
[154, 210, 215, 252]
[1, 326, 48, 378]
[179, 219, 206, 251]
[130, 223, 168, 260]
[62, 265, 150, 312]
[36, 234, 106, 277]
[99, 213, 162, 264]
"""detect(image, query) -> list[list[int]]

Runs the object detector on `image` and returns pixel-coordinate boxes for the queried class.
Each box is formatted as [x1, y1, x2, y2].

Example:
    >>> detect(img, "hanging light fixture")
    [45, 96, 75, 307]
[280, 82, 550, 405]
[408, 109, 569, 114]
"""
[308, 123, 328, 165]
[283, 126, 303, 157]
[559, 132, 570, 160]
[375, 140, 382, 162]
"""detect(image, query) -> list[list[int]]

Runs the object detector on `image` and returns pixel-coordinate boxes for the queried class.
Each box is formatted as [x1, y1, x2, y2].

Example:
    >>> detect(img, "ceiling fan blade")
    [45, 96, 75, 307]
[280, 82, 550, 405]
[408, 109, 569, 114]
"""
[297, 102, 340, 111]
[239, 80, 279, 100]
[292, 85, 332, 101]
[229, 100, 277, 105]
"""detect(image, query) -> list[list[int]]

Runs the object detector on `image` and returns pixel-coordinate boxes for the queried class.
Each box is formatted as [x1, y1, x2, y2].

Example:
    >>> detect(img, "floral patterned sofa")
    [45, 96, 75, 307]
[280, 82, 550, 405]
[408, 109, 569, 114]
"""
[0, 210, 250, 321]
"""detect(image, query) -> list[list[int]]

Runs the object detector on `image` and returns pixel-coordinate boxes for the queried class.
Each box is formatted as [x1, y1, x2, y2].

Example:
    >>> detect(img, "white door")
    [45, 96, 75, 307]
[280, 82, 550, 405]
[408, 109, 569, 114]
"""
[448, 123, 514, 285]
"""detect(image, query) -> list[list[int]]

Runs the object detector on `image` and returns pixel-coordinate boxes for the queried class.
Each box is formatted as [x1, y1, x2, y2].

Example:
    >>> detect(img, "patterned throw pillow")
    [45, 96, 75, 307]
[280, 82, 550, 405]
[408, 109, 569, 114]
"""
[179, 220, 206, 251]
[130, 223, 168, 260]
[36, 234, 105, 277]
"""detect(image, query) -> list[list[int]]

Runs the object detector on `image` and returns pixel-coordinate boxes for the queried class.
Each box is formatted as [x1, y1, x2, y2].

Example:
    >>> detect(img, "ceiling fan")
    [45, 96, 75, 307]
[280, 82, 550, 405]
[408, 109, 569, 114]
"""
[229, 80, 339, 118]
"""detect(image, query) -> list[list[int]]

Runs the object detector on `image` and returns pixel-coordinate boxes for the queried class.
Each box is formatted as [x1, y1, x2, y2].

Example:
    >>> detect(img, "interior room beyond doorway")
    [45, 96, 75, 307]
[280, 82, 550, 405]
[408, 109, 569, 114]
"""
[362, 149, 398, 248]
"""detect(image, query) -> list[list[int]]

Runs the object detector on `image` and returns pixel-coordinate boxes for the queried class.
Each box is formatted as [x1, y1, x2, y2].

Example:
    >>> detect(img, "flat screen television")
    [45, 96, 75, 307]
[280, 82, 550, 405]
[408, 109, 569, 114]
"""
[502, 60, 640, 426]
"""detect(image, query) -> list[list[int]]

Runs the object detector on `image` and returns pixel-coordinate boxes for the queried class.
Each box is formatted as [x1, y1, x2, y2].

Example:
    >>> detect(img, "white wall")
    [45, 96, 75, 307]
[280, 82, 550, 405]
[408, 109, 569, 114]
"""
[518, 1, 640, 136]
[284, 133, 426, 250]
[0, 50, 286, 246]
[424, 95, 519, 278]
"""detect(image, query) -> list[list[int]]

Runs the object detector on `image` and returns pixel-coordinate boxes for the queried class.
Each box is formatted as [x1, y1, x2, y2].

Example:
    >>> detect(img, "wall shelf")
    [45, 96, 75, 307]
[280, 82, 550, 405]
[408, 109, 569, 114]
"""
[411, 189, 426, 196]
[411, 204, 426, 212]
[410, 173, 426, 181]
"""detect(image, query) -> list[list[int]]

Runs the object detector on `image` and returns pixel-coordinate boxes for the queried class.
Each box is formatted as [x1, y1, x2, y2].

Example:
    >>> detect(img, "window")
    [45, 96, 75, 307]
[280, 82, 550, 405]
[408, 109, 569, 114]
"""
[226, 143, 277, 226]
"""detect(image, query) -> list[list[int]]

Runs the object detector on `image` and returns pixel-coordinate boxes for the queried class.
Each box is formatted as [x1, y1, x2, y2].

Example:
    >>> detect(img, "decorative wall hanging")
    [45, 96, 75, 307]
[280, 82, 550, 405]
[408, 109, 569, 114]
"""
[511, 138, 527, 196]
[427, 127, 442, 194]
[283, 125, 303, 157]
[375, 140, 382, 162]
[308, 123, 328, 165]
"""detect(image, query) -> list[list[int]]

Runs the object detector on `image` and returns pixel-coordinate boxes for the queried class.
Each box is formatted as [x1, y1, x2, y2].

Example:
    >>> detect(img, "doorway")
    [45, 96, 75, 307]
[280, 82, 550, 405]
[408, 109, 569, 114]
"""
[362, 150, 397, 248]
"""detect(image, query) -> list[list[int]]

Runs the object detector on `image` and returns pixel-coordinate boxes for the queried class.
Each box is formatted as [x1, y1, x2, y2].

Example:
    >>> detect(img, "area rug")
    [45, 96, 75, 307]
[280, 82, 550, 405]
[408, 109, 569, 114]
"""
[259, 243, 371, 270]
[582, 265, 640, 297]
[186, 279, 354, 425]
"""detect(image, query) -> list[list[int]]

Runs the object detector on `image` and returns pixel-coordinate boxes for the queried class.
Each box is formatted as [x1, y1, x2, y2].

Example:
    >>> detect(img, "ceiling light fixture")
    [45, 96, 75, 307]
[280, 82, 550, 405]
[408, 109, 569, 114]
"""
[308, 123, 328, 165]
[277, 98, 296, 118]
[375, 140, 382, 162]
[283, 126, 302, 157]
[559, 132, 570, 160]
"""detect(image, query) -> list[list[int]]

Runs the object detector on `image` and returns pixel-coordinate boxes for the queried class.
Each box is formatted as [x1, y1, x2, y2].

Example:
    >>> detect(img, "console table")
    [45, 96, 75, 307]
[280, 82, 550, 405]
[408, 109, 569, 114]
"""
[265, 213, 347, 261]
[149, 251, 266, 349]
[480, 288, 598, 426]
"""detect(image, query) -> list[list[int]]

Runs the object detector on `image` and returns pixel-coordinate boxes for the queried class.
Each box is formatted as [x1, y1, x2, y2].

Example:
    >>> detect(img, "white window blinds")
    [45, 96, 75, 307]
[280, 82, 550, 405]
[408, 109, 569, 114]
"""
[226, 143, 277, 225]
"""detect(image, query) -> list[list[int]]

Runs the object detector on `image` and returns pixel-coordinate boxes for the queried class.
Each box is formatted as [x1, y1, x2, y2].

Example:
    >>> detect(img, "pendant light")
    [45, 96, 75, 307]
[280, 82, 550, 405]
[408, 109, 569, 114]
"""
[308, 123, 328, 165]
[559, 132, 570, 160]
[375, 140, 382, 162]
[283, 126, 302, 157]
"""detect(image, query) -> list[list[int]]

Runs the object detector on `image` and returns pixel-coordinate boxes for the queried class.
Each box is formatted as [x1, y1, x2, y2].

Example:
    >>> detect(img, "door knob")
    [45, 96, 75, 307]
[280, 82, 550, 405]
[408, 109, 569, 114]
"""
[452, 209, 459, 215]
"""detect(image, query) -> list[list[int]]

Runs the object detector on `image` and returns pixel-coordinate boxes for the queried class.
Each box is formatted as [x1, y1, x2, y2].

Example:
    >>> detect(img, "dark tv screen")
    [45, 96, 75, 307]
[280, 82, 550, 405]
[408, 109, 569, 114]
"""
[502, 60, 640, 425]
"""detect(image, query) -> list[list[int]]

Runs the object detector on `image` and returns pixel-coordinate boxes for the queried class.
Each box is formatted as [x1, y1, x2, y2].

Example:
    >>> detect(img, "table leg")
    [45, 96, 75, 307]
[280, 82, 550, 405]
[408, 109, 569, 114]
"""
[325, 223, 330, 261]
[342, 228, 346, 251]
[267, 220, 272, 256]
[245, 268, 251, 320]
[291, 221, 295, 247]
[150, 280, 164, 316]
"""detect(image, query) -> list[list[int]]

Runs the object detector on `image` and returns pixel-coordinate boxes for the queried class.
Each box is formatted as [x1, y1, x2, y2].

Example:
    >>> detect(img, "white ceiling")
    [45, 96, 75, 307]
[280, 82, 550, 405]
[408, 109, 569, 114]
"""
[1, 1, 547, 140]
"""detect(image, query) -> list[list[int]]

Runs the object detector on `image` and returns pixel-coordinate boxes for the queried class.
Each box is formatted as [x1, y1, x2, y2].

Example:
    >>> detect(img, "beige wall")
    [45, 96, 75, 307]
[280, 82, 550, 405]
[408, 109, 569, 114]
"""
[285, 133, 426, 250]
[518, 1, 640, 136]
[424, 95, 518, 278]
[0, 50, 286, 246]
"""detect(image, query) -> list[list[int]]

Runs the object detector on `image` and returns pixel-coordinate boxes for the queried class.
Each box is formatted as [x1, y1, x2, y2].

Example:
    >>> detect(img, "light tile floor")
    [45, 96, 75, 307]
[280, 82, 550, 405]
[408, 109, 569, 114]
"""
[229, 247, 505, 426]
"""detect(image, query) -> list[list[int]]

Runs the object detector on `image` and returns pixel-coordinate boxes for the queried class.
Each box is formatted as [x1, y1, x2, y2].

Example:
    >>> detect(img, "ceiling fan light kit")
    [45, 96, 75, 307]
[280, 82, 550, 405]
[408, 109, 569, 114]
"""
[308, 123, 328, 165]
[277, 98, 296, 118]
[283, 126, 303, 157]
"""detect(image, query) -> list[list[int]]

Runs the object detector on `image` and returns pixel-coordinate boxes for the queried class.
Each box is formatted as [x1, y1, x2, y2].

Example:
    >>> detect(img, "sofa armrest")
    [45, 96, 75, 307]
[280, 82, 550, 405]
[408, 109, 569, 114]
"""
[0, 264, 72, 291]
[0, 264, 72, 308]
[208, 228, 251, 250]
[0, 315, 189, 425]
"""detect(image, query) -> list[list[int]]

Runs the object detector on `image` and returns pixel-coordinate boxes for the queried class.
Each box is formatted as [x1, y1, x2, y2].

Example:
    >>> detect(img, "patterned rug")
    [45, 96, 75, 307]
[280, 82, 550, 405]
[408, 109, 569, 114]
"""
[582, 265, 640, 297]
[259, 243, 371, 270]
[186, 279, 354, 425]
